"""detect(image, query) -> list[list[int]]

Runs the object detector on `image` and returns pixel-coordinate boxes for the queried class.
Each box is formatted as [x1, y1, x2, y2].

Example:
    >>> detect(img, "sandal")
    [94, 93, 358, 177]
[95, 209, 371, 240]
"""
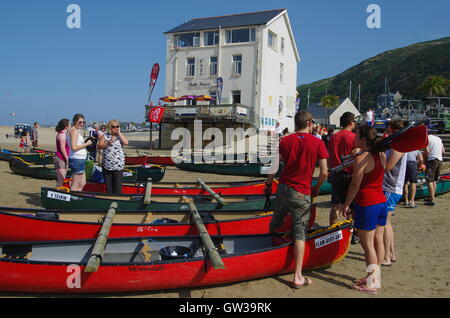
[291, 277, 312, 289]
[353, 276, 368, 285]
[352, 283, 378, 295]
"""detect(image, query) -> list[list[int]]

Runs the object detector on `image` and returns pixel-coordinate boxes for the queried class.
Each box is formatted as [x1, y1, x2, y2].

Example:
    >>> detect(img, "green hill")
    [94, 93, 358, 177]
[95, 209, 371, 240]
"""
[297, 36, 450, 111]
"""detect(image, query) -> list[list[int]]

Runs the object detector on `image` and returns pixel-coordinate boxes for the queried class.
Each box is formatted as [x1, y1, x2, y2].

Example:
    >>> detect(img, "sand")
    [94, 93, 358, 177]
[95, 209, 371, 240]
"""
[0, 126, 449, 298]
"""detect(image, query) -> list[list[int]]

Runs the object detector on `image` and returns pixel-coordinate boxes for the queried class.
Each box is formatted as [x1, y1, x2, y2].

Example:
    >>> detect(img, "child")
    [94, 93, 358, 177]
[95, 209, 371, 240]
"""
[19, 131, 30, 152]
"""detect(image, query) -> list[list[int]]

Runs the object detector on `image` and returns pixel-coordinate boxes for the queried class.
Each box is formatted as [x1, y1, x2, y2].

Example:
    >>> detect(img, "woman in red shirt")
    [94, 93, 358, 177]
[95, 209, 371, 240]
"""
[340, 125, 387, 295]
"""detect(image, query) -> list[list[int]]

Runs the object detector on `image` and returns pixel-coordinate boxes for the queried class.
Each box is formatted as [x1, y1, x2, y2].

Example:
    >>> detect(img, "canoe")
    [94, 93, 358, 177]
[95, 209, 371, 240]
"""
[0, 206, 292, 241]
[176, 162, 277, 177]
[8, 157, 166, 182]
[411, 176, 450, 200]
[69, 178, 332, 196]
[41, 187, 276, 212]
[0, 148, 53, 163]
[0, 221, 352, 293]
[125, 155, 176, 166]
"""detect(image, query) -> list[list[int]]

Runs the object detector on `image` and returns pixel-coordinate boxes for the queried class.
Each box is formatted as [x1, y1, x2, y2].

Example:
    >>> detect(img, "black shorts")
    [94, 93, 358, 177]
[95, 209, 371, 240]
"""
[426, 159, 442, 182]
[328, 171, 352, 205]
[405, 161, 418, 183]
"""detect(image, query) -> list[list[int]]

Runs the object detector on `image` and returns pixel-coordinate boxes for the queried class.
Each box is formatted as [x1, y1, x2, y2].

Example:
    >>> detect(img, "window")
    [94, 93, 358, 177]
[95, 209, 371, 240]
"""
[280, 63, 284, 84]
[204, 31, 220, 46]
[281, 37, 285, 54]
[187, 58, 195, 77]
[225, 28, 256, 44]
[232, 55, 242, 76]
[268, 31, 277, 49]
[210, 57, 218, 76]
[209, 91, 217, 105]
[175, 33, 200, 47]
[232, 91, 241, 104]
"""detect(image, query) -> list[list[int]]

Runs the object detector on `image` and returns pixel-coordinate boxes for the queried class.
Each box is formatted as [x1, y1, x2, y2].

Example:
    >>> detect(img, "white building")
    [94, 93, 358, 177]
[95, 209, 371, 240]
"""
[308, 97, 361, 128]
[158, 9, 300, 149]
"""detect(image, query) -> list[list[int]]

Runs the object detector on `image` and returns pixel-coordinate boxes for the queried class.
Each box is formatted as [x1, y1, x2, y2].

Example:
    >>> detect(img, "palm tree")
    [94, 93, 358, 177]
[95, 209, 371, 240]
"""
[418, 75, 450, 97]
[320, 95, 340, 125]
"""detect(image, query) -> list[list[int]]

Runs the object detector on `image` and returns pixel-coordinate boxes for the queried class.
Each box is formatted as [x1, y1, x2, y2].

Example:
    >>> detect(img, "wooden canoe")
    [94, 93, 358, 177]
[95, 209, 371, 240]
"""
[0, 148, 53, 164]
[0, 221, 352, 293]
[8, 157, 166, 182]
[0, 206, 292, 241]
[40, 187, 276, 212]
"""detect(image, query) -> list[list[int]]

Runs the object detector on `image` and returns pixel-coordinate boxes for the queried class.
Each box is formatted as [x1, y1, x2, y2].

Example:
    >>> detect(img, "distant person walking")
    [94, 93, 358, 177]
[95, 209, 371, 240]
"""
[97, 120, 128, 194]
[365, 107, 374, 127]
[423, 134, 445, 206]
[54, 119, 71, 188]
[403, 150, 424, 208]
[67, 114, 92, 191]
[31, 122, 39, 148]
[87, 124, 100, 162]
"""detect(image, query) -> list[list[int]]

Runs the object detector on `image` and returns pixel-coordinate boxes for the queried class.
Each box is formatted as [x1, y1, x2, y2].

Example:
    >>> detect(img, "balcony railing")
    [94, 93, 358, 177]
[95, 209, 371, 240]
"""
[159, 104, 254, 124]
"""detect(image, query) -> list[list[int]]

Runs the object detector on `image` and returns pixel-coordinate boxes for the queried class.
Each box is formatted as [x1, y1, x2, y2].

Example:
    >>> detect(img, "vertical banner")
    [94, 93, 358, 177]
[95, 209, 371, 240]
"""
[148, 106, 166, 124]
[147, 63, 160, 106]
[216, 77, 223, 105]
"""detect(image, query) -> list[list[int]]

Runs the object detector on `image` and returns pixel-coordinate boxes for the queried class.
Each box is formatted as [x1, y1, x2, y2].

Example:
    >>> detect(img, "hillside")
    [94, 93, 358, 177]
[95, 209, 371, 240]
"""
[297, 36, 450, 110]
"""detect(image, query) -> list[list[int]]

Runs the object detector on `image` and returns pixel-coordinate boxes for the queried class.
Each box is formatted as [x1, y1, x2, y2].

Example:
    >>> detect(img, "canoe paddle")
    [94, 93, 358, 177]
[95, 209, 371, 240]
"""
[330, 125, 429, 173]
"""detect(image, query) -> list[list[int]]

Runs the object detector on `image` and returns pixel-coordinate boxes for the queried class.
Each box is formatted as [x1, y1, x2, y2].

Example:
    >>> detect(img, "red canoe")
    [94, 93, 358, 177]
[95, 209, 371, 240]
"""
[64, 179, 279, 196]
[125, 155, 175, 166]
[0, 207, 292, 241]
[0, 222, 351, 293]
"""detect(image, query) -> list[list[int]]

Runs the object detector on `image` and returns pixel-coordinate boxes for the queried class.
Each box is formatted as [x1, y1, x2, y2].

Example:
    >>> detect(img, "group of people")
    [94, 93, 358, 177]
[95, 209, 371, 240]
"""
[54, 114, 128, 194]
[265, 110, 445, 295]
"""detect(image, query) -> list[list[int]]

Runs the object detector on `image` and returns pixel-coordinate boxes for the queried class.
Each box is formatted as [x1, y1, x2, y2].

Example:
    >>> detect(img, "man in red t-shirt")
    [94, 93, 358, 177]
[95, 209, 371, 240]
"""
[327, 112, 356, 226]
[265, 111, 329, 288]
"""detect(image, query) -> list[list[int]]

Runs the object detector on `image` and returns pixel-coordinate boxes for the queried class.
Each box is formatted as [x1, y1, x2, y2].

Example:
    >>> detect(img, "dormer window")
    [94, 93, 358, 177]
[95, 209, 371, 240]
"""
[174, 33, 201, 47]
[225, 28, 256, 44]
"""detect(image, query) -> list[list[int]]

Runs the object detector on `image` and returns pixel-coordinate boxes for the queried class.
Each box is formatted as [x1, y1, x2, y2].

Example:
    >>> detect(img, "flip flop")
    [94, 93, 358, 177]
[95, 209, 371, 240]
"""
[352, 283, 378, 295]
[291, 277, 312, 289]
[353, 276, 368, 285]
[381, 261, 392, 267]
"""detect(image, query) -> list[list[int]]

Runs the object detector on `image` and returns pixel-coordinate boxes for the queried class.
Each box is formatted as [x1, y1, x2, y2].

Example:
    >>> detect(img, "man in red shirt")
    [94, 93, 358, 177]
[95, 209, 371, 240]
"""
[265, 111, 329, 288]
[327, 112, 356, 226]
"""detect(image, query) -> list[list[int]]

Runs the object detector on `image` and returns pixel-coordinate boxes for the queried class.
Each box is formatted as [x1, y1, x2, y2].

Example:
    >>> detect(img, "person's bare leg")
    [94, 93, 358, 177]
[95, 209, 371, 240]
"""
[354, 229, 379, 293]
[410, 183, 417, 206]
[403, 183, 410, 205]
[71, 173, 85, 191]
[382, 212, 394, 264]
[55, 168, 67, 188]
[428, 182, 436, 203]
[374, 225, 386, 266]
[329, 204, 341, 226]
[292, 240, 311, 286]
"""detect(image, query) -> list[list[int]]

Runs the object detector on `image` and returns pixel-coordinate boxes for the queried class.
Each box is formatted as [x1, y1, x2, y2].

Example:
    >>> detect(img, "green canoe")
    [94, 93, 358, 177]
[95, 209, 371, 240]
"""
[9, 157, 166, 182]
[0, 148, 54, 164]
[40, 187, 276, 212]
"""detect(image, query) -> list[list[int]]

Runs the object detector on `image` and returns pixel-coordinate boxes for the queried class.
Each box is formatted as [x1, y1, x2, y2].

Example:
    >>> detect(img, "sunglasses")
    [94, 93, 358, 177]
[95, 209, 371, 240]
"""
[111, 126, 120, 128]
[77, 121, 85, 124]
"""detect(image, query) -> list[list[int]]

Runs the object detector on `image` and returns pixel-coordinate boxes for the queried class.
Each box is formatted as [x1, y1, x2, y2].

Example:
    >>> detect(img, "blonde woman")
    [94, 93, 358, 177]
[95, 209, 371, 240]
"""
[97, 120, 128, 193]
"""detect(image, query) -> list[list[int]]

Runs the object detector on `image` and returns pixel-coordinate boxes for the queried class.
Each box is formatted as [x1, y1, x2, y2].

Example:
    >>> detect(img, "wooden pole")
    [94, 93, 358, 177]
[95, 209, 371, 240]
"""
[182, 196, 225, 269]
[143, 178, 153, 205]
[197, 178, 227, 206]
[84, 202, 118, 272]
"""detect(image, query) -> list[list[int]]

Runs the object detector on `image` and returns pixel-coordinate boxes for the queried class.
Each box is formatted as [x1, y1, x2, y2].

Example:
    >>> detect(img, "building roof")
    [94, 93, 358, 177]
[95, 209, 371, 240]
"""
[308, 97, 360, 119]
[164, 9, 286, 34]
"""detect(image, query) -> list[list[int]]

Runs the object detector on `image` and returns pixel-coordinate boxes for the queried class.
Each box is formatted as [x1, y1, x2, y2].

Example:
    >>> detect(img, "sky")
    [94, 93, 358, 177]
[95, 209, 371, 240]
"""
[0, 0, 449, 125]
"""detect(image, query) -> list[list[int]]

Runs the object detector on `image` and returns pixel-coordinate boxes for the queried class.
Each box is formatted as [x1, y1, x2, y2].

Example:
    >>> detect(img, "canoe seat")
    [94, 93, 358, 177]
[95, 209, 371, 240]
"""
[36, 211, 59, 220]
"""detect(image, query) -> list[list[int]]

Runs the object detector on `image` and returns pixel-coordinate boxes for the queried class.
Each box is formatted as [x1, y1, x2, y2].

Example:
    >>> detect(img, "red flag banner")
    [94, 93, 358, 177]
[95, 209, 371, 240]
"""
[147, 63, 160, 105]
[148, 106, 165, 123]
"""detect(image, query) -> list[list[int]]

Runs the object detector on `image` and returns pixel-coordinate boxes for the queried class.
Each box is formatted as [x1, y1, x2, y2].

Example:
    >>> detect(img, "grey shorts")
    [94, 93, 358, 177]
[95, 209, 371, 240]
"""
[426, 159, 442, 182]
[269, 183, 311, 241]
[53, 156, 68, 169]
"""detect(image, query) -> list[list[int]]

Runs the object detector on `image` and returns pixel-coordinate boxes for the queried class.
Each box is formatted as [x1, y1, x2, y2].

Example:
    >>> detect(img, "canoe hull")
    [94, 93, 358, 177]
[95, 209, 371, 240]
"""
[0, 209, 290, 241]
[40, 187, 275, 212]
[0, 224, 351, 293]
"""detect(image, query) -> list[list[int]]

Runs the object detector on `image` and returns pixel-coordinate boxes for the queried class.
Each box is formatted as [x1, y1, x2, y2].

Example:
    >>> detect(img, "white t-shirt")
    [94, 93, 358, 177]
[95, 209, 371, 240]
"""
[365, 110, 374, 122]
[427, 135, 444, 161]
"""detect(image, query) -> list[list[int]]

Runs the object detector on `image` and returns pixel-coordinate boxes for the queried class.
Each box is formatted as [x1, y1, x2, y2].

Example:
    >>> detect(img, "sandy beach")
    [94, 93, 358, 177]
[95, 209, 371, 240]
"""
[0, 126, 449, 298]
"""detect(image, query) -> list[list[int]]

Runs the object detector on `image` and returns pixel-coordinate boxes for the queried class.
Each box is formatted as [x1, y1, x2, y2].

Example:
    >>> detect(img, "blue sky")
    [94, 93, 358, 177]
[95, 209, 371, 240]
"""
[1, 0, 449, 125]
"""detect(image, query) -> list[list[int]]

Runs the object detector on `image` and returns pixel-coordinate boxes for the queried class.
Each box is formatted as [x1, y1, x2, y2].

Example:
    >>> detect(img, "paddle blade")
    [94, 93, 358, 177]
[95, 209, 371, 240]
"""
[382, 125, 429, 153]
